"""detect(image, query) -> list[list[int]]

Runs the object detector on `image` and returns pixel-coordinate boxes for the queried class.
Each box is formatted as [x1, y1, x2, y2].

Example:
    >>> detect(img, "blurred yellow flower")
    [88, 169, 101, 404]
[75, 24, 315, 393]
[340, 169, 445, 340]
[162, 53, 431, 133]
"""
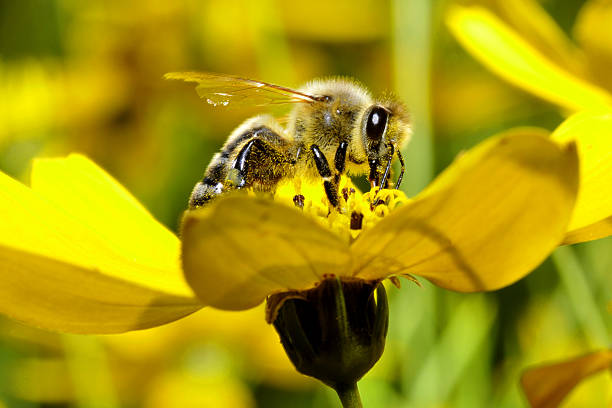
[103, 306, 312, 389]
[145, 370, 256, 408]
[0, 306, 312, 407]
[8, 357, 73, 403]
[447, 0, 612, 113]
[521, 349, 612, 408]
[515, 291, 612, 407]
[0, 60, 126, 142]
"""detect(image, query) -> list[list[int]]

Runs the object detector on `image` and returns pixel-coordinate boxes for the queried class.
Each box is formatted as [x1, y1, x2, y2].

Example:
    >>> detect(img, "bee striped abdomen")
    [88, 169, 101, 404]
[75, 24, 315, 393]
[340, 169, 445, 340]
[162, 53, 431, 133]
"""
[189, 157, 229, 208]
[189, 116, 293, 209]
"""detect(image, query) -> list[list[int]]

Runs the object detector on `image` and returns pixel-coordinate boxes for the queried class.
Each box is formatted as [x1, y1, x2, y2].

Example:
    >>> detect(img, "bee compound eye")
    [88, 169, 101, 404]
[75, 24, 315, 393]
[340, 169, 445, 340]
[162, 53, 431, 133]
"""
[366, 106, 389, 141]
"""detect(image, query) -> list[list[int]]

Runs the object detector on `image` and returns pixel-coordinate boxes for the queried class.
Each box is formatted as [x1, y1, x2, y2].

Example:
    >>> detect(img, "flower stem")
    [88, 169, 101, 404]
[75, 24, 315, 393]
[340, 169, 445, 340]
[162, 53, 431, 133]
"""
[334, 383, 363, 408]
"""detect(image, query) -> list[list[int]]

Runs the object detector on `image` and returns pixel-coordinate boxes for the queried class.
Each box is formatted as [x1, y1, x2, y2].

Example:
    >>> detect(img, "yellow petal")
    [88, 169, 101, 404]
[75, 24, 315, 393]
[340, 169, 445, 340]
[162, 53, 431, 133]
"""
[574, 0, 612, 92]
[551, 111, 612, 240]
[351, 130, 578, 291]
[0, 156, 200, 333]
[446, 5, 612, 111]
[497, 0, 584, 74]
[31, 154, 188, 292]
[563, 216, 612, 245]
[182, 196, 351, 310]
[521, 350, 612, 408]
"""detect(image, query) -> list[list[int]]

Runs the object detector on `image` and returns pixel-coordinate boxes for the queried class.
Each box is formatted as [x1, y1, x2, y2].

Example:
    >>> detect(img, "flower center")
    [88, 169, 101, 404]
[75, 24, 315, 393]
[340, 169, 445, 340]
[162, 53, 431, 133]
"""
[270, 177, 409, 242]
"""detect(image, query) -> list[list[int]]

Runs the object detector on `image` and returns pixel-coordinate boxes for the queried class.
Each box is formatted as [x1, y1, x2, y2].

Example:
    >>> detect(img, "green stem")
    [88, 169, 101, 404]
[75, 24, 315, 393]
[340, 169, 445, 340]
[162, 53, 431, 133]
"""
[334, 383, 363, 408]
[552, 246, 610, 345]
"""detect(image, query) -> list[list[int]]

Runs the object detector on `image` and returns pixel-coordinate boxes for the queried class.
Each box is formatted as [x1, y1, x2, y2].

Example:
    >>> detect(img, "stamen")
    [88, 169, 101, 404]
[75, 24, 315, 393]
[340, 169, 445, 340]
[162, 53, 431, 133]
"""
[350, 211, 364, 230]
[293, 194, 305, 209]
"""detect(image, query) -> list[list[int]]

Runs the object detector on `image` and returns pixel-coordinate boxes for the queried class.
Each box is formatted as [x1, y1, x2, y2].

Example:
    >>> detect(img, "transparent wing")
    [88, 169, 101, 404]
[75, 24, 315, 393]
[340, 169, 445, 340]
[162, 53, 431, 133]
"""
[165, 72, 322, 107]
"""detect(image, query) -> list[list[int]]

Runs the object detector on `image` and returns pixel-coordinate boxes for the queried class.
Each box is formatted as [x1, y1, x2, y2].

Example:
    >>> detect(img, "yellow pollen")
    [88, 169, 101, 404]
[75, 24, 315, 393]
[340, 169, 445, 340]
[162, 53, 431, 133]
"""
[271, 177, 410, 243]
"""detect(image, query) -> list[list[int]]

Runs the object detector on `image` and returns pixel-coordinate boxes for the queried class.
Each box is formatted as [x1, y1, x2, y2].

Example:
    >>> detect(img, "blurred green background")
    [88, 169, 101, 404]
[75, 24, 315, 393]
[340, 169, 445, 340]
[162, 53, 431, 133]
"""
[1, 0, 611, 407]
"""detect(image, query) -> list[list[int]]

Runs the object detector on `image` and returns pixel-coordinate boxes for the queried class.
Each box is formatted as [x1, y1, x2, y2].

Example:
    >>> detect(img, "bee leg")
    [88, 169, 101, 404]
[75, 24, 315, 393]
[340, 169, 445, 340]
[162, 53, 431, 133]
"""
[311, 144, 339, 208]
[378, 144, 394, 192]
[368, 159, 380, 188]
[395, 149, 405, 189]
[334, 142, 348, 174]
[333, 142, 349, 205]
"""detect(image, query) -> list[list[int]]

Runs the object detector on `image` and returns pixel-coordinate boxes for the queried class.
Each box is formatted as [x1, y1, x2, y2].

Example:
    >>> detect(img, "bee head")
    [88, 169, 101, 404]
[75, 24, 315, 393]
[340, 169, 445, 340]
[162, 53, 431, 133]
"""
[362, 97, 411, 165]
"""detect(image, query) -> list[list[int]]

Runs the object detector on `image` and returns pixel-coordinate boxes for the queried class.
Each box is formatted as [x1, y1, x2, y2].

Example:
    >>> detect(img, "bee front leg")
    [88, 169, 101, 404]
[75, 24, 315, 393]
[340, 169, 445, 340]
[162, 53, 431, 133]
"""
[334, 141, 348, 174]
[311, 144, 340, 209]
[368, 159, 380, 188]
[332, 141, 349, 202]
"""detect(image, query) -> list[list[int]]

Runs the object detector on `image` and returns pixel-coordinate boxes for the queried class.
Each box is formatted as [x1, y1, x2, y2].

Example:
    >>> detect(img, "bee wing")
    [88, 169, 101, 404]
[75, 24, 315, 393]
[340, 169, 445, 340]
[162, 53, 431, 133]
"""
[165, 72, 322, 107]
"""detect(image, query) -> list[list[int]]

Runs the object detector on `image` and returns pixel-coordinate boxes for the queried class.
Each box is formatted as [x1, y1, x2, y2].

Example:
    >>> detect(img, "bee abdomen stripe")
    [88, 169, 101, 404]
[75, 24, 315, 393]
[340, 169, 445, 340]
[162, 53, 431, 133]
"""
[222, 126, 281, 157]
[223, 127, 262, 155]
[202, 176, 216, 186]
[189, 181, 220, 208]
[203, 160, 227, 184]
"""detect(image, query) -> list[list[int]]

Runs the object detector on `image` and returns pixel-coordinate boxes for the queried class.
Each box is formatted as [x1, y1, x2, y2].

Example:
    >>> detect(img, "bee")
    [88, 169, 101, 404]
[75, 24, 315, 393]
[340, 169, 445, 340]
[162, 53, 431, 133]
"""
[165, 72, 411, 210]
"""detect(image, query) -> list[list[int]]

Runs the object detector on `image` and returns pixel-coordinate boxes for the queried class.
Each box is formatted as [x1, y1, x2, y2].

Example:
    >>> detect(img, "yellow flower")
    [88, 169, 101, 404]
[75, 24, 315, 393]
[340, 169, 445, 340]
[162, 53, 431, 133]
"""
[0, 111, 610, 336]
[520, 349, 612, 408]
[182, 128, 579, 311]
[446, 0, 612, 113]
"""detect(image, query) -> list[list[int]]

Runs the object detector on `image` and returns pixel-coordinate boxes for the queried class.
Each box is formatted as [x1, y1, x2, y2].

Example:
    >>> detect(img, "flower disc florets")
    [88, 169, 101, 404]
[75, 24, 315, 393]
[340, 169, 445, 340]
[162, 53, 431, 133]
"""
[271, 177, 409, 243]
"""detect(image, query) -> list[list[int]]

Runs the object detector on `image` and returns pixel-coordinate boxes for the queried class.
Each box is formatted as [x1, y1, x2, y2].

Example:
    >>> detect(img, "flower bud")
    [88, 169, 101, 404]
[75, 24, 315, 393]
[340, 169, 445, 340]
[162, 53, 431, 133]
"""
[268, 278, 388, 389]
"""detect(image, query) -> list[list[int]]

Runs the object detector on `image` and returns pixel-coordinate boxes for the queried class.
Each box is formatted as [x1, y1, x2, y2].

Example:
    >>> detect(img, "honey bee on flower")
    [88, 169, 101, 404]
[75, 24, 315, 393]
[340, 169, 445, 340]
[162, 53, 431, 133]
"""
[165, 72, 411, 210]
